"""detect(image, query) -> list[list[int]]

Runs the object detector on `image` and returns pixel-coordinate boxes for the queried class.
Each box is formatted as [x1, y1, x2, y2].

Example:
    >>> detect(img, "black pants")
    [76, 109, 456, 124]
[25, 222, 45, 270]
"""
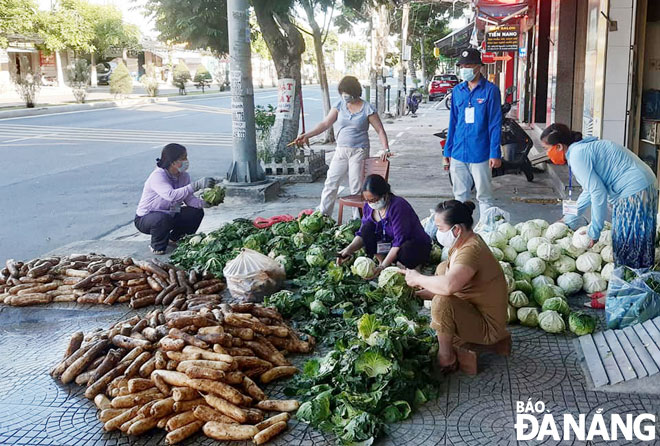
[134, 207, 204, 251]
[360, 220, 431, 268]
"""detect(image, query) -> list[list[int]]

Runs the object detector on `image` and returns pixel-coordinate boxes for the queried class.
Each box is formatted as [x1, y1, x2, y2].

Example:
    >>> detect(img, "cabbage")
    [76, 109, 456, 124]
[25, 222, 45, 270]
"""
[509, 290, 529, 308]
[553, 255, 576, 274]
[520, 223, 542, 242]
[483, 231, 508, 249]
[514, 222, 525, 234]
[514, 251, 534, 268]
[490, 247, 504, 261]
[537, 243, 561, 262]
[532, 284, 557, 306]
[507, 304, 518, 323]
[527, 237, 549, 256]
[542, 297, 570, 316]
[378, 266, 410, 297]
[201, 185, 226, 206]
[430, 245, 443, 263]
[599, 230, 612, 246]
[275, 255, 293, 275]
[539, 310, 566, 333]
[518, 307, 540, 327]
[569, 311, 597, 335]
[532, 275, 554, 288]
[532, 219, 549, 231]
[505, 274, 516, 293]
[502, 245, 518, 263]
[334, 226, 356, 244]
[601, 263, 615, 281]
[514, 279, 533, 296]
[499, 261, 513, 278]
[590, 241, 606, 254]
[292, 232, 314, 249]
[556, 236, 586, 259]
[545, 222, 569, 242]
[572, 227, 592, 249]
[299, 212, 326, 234]
[576, 252, 602, 273]
[543, 262, 560, 280]
[557, 272, 583, 295]
[497, 222, 518, 240]
[522, 258, 546, 278]
[600, 245, 614, 264]
[306, 246, 328, 268]
[189, 235, 203, 245]
[583, 272, 607, 294]
[309, 299, 329, 317]
[550, 285, 566, 299]
[509, 235, 528, 253]
[351, 257, 377, 279]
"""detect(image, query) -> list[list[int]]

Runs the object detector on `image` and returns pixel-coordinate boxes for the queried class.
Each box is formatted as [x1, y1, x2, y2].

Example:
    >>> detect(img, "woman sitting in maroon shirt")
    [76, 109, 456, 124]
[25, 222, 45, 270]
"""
[338, 174, 431, 273]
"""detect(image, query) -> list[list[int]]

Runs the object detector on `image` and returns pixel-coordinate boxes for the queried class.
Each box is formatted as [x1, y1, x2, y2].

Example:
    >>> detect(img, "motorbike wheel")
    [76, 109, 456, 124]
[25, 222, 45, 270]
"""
[444, 95, 451, 110]
[523, 161, 534, 182]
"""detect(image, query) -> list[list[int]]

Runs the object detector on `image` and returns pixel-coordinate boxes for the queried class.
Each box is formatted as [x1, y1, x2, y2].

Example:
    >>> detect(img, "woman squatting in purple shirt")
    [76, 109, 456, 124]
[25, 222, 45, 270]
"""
[134, 143, 214, 255]
[338, 174, 431, 273]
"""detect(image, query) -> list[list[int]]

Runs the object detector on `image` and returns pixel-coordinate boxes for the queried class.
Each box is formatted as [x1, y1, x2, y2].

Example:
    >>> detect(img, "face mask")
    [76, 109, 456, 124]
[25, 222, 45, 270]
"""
[460, 67, 477, 82]
[370, 198, 386, 210]
[342, 93, 355, 103]
[436, 225, 458, 249]
[178, 160, 189, 172]
[546, 144, 566, 165]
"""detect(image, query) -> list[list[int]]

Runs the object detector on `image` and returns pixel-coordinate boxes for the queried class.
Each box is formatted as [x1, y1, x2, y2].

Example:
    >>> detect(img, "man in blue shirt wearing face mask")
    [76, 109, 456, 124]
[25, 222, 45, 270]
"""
[444, 48, 502, 218]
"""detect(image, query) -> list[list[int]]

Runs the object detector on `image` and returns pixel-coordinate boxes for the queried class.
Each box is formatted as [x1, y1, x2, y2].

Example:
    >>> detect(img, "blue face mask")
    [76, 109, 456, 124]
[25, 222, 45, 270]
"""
[178, 160, 189, 172]
[460, 67, 477, 82]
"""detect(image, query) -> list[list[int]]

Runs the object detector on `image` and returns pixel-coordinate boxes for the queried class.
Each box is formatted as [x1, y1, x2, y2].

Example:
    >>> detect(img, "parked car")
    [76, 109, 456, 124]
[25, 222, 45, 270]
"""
[428, 74, 459, 101]
[96, 62, 115, 85]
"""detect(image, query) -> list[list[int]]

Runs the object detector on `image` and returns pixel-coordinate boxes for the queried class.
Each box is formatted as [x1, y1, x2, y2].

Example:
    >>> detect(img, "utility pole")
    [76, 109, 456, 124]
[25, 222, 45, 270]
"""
[419, 37, 427, 100]
[398, 3, 409, 116]
[225, 0, 265, 185]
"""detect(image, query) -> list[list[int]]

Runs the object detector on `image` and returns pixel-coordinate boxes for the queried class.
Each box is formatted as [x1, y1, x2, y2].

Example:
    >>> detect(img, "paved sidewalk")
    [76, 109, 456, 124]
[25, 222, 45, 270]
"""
[1, 103, 659, 446]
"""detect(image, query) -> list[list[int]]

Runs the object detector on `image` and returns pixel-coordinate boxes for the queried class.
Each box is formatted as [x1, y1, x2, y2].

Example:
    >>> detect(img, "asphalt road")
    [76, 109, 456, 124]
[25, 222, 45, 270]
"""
[0, 85, 340, 260]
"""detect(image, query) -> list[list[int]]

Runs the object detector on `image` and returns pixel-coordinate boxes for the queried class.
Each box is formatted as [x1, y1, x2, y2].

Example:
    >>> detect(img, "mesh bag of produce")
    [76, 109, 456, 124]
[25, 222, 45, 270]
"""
[223, 248, 286, 302]
[606, 266, 660, 329]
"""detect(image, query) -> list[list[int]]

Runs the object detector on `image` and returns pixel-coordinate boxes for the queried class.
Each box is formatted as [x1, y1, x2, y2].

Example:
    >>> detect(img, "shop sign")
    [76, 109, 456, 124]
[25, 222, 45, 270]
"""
[519, 47, 527, 58]
[485, 25, 519, 52]
[482, 52, 496, 64]
[277, 78, 295, 120]
[40, 52, 56, 67]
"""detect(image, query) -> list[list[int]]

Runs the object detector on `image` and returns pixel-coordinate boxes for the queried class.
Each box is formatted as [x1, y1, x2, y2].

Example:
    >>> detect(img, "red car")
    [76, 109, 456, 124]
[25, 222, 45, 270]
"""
[428, 74, 459, 101]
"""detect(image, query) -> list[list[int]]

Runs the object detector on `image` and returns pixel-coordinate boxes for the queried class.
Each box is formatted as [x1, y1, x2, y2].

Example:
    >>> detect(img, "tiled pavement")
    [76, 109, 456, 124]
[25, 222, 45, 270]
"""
[1, 296, 659, 446]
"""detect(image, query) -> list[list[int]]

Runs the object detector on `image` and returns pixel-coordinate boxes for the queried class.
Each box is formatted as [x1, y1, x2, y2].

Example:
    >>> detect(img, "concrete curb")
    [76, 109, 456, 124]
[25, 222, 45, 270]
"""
[0, 86, 282, 120]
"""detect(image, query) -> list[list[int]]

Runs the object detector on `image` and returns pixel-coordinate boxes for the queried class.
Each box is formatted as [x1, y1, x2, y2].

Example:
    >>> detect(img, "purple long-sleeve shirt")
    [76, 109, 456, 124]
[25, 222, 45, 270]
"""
[136, 168, 203, 217]
[356, 195, 430, 248]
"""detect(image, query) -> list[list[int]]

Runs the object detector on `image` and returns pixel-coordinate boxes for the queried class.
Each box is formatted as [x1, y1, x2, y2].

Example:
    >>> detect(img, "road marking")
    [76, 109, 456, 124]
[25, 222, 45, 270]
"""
[396, 131, 404, 138]
[0, 142, 79, 147]
[405, 127, 411, 130]
[3, 134, 49, 143]
[161, 113, 190, 119]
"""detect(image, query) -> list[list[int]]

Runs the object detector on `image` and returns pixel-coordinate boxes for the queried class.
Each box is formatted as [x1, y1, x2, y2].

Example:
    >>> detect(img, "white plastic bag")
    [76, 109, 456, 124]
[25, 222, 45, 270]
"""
[223, 248, 286, 302]
[474, 206, 510, 234]
[421, 209, 437, 239]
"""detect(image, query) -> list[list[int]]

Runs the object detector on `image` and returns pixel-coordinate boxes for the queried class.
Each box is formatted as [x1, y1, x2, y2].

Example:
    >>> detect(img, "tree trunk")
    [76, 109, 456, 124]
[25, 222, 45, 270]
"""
[90, 52, 97, 87]
[302, 0, 334, 143]
[55, 51, 65, 87]
[253, 3, 305, 157]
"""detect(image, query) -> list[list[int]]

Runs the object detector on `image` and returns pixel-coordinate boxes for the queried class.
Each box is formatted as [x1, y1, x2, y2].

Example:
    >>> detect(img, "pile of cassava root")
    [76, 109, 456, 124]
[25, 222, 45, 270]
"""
[0, 254, 223, 309]
[52, 302, 315, 444]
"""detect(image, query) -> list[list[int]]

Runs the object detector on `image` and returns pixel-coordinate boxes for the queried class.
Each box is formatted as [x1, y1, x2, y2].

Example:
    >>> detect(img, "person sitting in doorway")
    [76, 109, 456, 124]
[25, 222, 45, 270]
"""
[403, 199, 509, 373]
[337, 174, 431, 273]
[134, 143, 214, 255]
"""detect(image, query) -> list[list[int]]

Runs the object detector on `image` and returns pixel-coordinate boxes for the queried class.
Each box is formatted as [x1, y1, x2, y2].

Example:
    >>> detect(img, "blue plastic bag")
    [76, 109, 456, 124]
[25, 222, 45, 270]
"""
[606, 266, 660, 329]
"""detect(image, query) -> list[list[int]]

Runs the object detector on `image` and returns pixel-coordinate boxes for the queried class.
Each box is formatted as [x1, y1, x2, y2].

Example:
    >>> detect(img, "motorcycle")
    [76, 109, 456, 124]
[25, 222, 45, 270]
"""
[443, 89, 452, 110]
[406, 89, 422, 116]
[435, 86, 534, 184]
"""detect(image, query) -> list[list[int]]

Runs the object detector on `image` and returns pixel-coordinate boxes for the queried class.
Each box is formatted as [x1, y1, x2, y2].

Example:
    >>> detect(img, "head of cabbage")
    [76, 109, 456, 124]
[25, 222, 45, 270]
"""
[539, 310, 566, 333]
[600, 245, 614, 264]
[483, 231, 508, 249]
[568, 311, 597, 335]
[378, 266, 411, 298]
[542, 296, 570, 316]
[499, 261, 513, 278]
[572, 227, 592, 250]
[600, 262, 615, 281]
[576, 252, 602, 273]
[514, 279, 533, 296]
[554, 255, 576, 274]
[430, 245, 443, 263]
[305, 246, 328, 268]
[556, 272, 583, 295]
[537, 243, 561, 262]
[502, 245, 518, 263]
[515, 251, 534, 268]
[507, 304, 518, 323]
[527, 237, 549, 256]
[517, 307, 540, 327]
[543, 263, 560, 281]
[532, 284, 557, 306]
[299, 211, 326, 234]
[497, 222, 517, 240]
[532, 275, 554, 288]
[509, 290, 529, 308]
[292, 232, 314, 249]
[556, 236, 586, 259]
[522, 258, 546, 278]
[544, 222, 569, 242]
[351, 257, 377, 279]
[509, 235, 528, 253]
[505, 274, 516, 293]
[490, 247, 504, 261]
[531, 219, 549, 231]
[582, 272, 607, 294]
[520, 223, 542, 242]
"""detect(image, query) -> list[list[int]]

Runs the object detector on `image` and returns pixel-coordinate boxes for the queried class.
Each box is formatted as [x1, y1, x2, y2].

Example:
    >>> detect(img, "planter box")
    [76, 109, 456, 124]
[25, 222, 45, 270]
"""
[261, 150, 328, 183]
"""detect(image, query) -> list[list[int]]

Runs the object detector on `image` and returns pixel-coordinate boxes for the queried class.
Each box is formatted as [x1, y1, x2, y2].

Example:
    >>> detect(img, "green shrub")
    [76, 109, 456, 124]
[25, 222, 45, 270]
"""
[193, 65, 212, 93]
[172, 61, 191, 95]
[66, 59, 90, 103]
[109, 61, 133, 97]
[140, 63, 159, 97]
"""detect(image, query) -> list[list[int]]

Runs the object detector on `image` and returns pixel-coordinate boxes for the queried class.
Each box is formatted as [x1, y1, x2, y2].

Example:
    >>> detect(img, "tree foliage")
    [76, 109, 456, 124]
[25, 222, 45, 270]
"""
[0, 0, 39, 48]
[172, 61, 191, 94]
[194, 65, 212, 92]
[109, 61, 132, 97]
[36, 3, 95, 53]
[66, 58, 90, 103]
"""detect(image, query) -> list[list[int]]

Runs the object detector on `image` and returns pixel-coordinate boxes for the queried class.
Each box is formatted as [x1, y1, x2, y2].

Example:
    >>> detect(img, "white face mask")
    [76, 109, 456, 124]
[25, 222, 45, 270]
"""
[370, 198, 386, 210]
[460, 67, 477, 82]
[436, 225, 458, 249]
[342, 93, 356, 103]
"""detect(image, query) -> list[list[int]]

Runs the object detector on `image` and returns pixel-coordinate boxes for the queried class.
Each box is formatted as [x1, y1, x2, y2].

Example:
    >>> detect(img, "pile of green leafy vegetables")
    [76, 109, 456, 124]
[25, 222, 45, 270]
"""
[170, 212, 440, 444]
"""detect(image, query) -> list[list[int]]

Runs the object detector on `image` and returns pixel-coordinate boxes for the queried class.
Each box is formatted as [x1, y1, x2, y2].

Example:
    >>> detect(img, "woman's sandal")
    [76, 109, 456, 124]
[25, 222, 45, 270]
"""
[437, 359, 459, 375]
[150, 246, 166, 255]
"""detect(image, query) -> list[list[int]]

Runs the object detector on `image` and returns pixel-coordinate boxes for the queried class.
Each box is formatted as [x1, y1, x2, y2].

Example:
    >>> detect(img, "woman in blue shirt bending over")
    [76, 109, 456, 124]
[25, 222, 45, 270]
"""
[293, 76, 391, 218]
[541, 123, 657, 268]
